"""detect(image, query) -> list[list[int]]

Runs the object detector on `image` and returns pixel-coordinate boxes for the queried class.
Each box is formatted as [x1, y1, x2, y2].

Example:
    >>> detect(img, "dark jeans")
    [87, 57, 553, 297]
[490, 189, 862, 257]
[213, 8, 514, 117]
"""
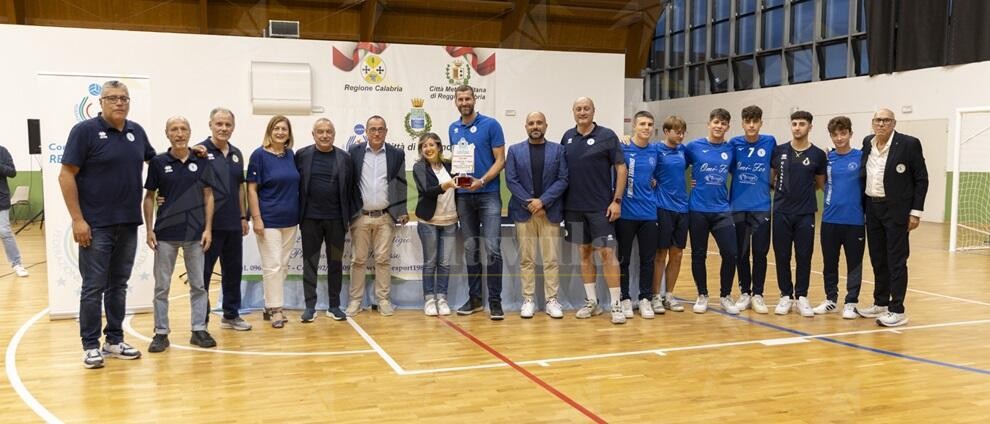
[688, 211, 737, 297]
[865, 200, 911, 313]
[79, 224, 138, 350]
[301, 218, 346, 310]
[418, 222, 457, 297]
[821, 222, 865, 304]
[734, 211, 770, 296]
[204, 229, 243, 320]
[616, 219, 657, 301]
[456, 191, 503, 303]
[773, 211, 816, 298]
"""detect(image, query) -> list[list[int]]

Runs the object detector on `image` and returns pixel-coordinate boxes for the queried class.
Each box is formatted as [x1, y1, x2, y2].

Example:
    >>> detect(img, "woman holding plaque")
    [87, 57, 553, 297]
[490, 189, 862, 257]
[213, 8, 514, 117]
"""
[413, 133, 458, 316]
[246, 115, 300, 329]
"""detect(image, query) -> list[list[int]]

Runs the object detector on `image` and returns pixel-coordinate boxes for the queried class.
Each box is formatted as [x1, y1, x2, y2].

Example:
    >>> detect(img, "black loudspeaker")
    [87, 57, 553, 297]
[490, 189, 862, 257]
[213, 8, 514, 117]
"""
[27, 119, 40, 155]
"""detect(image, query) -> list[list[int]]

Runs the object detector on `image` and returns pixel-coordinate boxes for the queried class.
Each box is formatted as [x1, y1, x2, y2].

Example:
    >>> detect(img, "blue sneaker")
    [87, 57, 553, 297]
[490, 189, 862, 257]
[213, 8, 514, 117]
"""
[326, 307, 347, 321]
[300, 308, 316, 323]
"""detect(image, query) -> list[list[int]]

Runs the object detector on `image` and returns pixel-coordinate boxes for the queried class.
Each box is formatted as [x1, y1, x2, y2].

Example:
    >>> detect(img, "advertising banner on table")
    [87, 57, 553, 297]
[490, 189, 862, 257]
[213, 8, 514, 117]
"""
[329, 42, 497, 168]
[39, 73, 156, 319]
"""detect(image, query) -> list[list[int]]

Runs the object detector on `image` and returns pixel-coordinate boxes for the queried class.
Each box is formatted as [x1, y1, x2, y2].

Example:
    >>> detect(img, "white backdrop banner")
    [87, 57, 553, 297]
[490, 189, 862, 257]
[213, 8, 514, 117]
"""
[39, 73, 155, 319]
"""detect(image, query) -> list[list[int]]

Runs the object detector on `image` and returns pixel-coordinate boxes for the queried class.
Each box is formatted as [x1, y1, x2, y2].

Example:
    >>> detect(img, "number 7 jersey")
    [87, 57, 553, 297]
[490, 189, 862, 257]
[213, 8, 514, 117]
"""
[729, 134, 776, 212]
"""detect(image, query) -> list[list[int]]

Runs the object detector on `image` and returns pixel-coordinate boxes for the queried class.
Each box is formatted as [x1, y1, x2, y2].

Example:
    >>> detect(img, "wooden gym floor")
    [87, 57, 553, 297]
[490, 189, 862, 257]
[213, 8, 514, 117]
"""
[1, 222, 989, 423]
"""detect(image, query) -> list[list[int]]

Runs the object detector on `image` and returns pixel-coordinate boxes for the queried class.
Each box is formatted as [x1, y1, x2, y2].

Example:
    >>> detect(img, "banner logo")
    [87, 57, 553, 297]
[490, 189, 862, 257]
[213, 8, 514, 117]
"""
[446, 59, 471, 86]
[74, 82, 102, 122]
[404, 97, 432, 138]
[361, 55, 386, 84]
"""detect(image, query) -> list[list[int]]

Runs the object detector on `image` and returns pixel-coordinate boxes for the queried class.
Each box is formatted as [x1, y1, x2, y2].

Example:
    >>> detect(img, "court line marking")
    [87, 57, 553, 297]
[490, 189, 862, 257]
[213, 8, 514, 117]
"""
[5, 307, 63, 424]
[439, 316, 607, 424]
[394, 318, 990, 375]
[347, 317, 407, 375]
[122, 316, 375, 357]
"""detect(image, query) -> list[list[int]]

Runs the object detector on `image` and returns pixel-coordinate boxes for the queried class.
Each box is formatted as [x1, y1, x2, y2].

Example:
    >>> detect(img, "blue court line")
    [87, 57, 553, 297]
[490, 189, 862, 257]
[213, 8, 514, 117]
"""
[702, 305, 990, 376]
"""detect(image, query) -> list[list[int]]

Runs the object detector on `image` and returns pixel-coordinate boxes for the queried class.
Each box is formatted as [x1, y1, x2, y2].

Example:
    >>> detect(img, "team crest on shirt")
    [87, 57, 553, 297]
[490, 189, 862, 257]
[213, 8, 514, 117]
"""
[802, 158, 810, 166]
[567, 138, 573, 144]
[757, 148, 766, 157]
[232, 155, 240, 163]
[648, 157, 656, 166]
[164, 165, 174, 173]
[453, 128, 459, 134]
[470, 126, 477, 134]
[126, 133, 135, 142]
[98, 131, 108, 140]
[720, 152, 728, 160]
[896, 163, 906, 173]
[189, 163, 198, 172]
[587, 138, 596, 145]
[848, 162, 857, 170]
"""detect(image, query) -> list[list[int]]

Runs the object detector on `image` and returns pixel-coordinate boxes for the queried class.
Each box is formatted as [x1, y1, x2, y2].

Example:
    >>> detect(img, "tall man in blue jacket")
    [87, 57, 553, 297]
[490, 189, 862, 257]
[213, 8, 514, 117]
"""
[505, 112, 569, 319]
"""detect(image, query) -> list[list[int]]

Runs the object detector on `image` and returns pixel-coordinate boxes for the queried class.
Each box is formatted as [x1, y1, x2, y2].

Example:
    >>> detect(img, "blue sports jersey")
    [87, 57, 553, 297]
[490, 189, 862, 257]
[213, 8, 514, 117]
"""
[655, 142, 689, 213]
[621, 142, 659, 220]
[730, 134, 775, 212]
[685, 138, 733, 213]
[823, 148, 865, 225]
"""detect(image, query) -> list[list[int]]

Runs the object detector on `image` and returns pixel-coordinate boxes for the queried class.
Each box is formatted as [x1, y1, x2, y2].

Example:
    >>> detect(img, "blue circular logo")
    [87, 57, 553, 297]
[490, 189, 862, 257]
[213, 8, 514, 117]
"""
[88, 83, 101, 96]
[354, 124, 365, 135]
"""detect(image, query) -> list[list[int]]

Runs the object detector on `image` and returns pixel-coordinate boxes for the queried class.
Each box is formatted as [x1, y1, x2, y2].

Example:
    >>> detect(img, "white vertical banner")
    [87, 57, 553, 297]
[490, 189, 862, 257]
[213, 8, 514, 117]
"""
[38, 73, 155, 319]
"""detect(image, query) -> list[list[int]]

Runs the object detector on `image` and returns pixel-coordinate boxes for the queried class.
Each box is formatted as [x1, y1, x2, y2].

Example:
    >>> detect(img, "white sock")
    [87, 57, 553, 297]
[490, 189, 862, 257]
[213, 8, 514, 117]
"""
[608, 287, 621, 306]
[584, 283, 597, 303]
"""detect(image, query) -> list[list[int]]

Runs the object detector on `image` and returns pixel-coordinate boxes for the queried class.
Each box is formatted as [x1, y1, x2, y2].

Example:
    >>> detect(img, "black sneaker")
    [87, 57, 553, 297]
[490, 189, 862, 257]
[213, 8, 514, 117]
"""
[190, 331, 217, 348]
[300, 308, 316, 323]
[456, 297, 484, 315]
[326, 307, 347, 321]
[489, 301, 504, 321]
[148, 334, 170, 353]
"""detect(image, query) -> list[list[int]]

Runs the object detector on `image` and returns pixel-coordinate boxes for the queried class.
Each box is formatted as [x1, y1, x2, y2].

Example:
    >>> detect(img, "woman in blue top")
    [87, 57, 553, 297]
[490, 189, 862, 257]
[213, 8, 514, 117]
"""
[616, 112, 660, 319]
[247, 115, 300, 328]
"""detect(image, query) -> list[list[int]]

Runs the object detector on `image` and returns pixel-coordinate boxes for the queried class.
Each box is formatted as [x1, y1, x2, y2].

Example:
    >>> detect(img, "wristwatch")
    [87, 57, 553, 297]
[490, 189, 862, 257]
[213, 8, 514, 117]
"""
[612, 198, 622, 204]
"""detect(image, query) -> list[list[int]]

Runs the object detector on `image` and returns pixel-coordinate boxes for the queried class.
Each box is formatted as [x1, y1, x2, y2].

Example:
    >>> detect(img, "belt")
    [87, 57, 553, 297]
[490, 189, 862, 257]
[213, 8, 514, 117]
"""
[361, 209, 388, 217]
[869, 196, 886, 202]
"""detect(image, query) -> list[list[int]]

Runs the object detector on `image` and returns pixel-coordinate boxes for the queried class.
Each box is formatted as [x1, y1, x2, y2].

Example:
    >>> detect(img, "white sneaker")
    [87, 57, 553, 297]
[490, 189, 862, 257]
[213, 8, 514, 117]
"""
[693, 295, 709, 314]
[857, 304, 888, 318]
[813, 300, 838, 315]
[424, 298, 438, 316]
[345, 299, 362, 317]
[13, 264, 28, 277]
[610, 302, 626, 324]
[436, 297, 451, 316]
[83, 348, 104, 369]
[651, 295, 666, 314]
[638, 299, 654, 319]
[842, 303, 858, 319]
[735, 293, 752, 311]
[621, 299, 634, 319]
[719, 296, 740, 315]
[664, 293, 685, 312]
[797, 296, 814, 317]
[751, 295, 769, 314]
[545, 298, 563, 319]
[520, 298, 536, 319]
[877, 311, 908, 327]
[575, 299, 603, 319]
[775, 297, 793, 315]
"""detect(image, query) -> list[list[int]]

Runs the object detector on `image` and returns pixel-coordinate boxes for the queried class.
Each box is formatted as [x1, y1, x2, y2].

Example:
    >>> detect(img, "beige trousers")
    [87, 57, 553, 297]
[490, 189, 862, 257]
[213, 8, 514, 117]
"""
[257, 226, 298, 308]
[515, 214, 561, 300]
[349, 214, 395, 302]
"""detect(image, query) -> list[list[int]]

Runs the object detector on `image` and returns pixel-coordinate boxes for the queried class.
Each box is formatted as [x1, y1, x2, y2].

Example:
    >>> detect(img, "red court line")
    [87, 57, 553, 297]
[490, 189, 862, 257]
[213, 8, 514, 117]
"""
[438, 317, 607, 424]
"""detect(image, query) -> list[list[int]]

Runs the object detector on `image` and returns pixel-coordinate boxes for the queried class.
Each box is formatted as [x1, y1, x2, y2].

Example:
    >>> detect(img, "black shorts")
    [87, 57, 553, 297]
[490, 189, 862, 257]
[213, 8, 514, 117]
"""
[657, 207, 688, 249]
[564, 210, 616, 247]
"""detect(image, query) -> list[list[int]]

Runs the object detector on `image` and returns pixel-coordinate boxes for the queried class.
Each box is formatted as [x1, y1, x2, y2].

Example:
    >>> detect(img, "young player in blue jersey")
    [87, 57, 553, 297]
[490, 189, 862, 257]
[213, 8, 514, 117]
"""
[771, 111, 827, 317]
[685, 108, 739, 315]
[616, 111, 660, 319]
[729, 105, 776, 314]
[816, 116, 865, 319]
[651, 116, 689, 313]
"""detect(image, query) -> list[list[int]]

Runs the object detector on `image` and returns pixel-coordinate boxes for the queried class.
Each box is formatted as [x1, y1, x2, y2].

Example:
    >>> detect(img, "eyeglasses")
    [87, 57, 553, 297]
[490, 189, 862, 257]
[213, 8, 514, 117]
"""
[101, 96, 130, 104]
[872, 118, 894, 125]
[367, 127, 387, 133]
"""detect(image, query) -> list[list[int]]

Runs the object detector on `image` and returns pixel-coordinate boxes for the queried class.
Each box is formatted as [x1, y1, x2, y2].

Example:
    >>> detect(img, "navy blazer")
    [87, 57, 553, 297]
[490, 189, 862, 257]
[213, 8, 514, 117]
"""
[860, 131, 929, 222]
[295, 145, 354, 227]
[412, 160, 453, 222]
[348, 142, 408, 222]
[504, 141, 568, 223]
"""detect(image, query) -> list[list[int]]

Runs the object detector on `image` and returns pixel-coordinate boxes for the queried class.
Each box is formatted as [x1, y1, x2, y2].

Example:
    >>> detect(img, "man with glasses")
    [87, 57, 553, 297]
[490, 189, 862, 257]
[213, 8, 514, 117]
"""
[857, 109, 928, 327]
[348, 115, 407, 317]
[59, 80, 156, 368]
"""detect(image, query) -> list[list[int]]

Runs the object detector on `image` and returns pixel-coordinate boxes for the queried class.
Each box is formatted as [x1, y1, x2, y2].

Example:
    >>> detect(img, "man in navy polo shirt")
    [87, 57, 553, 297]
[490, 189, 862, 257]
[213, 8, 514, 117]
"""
[729, 105, 776, 314]
[449, 85, 506, 320]
[562, 97, 628, 324]
[197, 108, 252, 331]
[143, 116, 217, 352]
[771, 110, 827, 317]
[59, 80, 155, 369]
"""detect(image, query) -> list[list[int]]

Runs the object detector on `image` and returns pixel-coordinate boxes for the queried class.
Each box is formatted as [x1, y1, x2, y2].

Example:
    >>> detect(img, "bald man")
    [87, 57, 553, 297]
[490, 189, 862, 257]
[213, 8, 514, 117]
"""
[505, 112, 569, 318]
[143, 116, 218, 352]
[856, 108, 928, 327]
[562, 97, 628, 324]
